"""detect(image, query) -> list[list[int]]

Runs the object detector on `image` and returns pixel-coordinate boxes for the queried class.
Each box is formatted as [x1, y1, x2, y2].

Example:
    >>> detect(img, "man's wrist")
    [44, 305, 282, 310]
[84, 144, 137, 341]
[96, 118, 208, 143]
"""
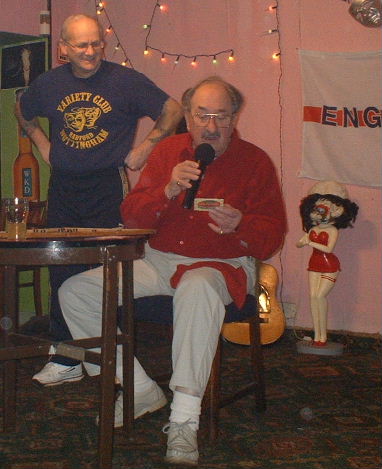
[165, 183, 179, 200]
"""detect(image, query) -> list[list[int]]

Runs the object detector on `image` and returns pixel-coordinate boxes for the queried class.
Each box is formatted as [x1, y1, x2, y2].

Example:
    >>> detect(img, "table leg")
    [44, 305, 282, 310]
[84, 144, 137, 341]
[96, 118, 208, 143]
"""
[98, 246, 119, 469]
[1, 265, 17, 431]
[121, 259, 135, 436]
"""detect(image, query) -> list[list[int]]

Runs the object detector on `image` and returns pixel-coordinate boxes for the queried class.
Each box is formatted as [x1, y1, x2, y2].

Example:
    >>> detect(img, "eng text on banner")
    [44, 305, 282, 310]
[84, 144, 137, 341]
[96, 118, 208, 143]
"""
[299, 49, 381, 188]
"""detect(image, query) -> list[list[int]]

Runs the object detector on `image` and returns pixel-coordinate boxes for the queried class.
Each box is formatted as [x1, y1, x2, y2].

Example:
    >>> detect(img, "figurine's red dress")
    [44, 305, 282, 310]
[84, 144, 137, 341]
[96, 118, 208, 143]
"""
[307, 230, 341, 273]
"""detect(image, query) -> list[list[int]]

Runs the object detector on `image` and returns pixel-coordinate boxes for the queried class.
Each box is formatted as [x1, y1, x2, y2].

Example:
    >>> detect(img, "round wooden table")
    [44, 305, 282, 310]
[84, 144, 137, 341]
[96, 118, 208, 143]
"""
[0, 229, 154, 469]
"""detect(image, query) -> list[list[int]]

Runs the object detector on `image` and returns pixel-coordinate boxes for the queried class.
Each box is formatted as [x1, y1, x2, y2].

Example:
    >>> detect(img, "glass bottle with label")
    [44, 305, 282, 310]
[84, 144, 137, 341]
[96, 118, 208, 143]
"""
[13, 125, 40, 201]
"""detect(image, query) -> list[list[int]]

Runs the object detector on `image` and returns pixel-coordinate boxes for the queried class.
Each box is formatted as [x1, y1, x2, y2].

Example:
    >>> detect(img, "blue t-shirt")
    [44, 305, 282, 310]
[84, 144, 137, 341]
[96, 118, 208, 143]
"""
[20, 60, 169, 173]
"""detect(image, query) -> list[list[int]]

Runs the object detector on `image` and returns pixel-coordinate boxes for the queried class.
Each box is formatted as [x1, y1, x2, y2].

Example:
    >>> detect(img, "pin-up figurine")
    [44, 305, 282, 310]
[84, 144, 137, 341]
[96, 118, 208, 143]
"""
[296, 181, 358, 346]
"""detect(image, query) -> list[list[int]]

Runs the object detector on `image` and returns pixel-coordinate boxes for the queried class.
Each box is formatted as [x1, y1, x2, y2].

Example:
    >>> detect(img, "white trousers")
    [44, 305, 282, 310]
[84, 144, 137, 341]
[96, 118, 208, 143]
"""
[59, 244, 255, 396]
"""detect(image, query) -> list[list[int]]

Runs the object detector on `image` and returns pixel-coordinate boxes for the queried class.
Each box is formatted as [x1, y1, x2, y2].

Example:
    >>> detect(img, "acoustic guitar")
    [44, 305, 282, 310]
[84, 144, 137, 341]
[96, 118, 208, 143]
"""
[221, 262, 285, 345]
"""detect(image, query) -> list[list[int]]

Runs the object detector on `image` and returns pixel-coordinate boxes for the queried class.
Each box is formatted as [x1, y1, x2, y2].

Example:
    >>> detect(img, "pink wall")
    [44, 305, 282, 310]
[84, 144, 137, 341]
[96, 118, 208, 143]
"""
[0, 1, 43, 36]
[1, 0, 380, 335]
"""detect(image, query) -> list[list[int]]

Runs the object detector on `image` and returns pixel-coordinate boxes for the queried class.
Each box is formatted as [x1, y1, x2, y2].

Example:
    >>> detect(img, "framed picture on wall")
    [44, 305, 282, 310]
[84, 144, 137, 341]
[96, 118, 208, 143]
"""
[1, 40, 47, 89]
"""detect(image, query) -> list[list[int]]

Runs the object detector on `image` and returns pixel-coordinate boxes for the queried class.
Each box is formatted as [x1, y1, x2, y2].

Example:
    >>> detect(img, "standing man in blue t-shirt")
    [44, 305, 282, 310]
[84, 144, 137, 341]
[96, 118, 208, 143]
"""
[15, 14, 183, 386]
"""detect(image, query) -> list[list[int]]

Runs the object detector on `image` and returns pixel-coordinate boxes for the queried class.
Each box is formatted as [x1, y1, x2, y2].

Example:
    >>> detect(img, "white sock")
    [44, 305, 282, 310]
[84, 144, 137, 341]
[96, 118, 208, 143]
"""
[170, 390, 202, 430]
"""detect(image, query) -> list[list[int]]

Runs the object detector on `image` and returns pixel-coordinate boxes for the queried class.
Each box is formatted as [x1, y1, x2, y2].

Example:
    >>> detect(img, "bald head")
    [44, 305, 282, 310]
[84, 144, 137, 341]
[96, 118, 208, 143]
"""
[61, 14, 104, 42]
[182, 76, 244, 114]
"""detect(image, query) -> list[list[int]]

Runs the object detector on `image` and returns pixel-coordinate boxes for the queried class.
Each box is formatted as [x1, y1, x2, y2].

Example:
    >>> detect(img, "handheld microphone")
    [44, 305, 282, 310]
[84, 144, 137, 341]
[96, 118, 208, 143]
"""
[183, 143, 215, 209]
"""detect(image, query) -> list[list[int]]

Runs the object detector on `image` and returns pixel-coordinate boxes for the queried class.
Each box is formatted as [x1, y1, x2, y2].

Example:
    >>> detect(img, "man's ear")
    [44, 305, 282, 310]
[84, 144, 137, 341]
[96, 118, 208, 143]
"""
[184, 112, 191, 131]
[231, 113, 239, 127]
[59, 39, 68, 57]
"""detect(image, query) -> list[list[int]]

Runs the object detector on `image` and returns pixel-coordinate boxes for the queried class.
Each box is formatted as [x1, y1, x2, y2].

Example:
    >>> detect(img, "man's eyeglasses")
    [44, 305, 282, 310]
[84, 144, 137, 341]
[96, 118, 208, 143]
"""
[63, 39, 104, 51]
[192, 112, 233, 128]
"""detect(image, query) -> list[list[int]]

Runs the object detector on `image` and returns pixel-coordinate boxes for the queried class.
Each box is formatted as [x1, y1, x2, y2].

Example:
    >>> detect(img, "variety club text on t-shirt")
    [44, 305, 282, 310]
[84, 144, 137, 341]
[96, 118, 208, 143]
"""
[57, 92, 111, 150]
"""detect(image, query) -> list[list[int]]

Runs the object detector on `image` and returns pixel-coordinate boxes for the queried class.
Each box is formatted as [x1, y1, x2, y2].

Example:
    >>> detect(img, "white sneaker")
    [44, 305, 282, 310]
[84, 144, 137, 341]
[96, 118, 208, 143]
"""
[32, 362, 84, 386]
[163, 420, 199, 466]
[134, 382, 168, 420]
[97, 381, 167, 428]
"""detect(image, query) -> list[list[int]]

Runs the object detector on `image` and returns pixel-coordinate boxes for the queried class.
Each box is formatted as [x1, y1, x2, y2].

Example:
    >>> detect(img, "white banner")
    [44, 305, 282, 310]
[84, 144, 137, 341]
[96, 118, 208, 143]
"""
[299, 50, 381, 188]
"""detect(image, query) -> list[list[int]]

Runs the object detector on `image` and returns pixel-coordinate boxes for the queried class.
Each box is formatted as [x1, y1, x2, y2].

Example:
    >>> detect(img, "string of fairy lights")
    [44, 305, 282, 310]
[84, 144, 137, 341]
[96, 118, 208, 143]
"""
[267, 3, 281, 60]
[260, 0, 286, 305]
[141, 2, 235, 66]
[94, 1, 282, 68]
[94, 1, 134, 67]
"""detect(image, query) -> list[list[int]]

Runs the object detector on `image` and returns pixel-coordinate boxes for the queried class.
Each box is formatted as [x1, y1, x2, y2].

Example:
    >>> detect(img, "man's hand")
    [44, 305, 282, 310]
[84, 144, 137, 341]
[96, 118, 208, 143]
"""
[164, 160, 201, 200]
[125, 140, 152, 171]
[208, 204, 242, 235]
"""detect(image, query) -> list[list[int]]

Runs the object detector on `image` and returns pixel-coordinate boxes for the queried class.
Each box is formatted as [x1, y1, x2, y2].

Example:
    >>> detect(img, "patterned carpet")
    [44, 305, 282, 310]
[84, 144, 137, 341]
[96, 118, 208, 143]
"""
[0, 319, 380, 469]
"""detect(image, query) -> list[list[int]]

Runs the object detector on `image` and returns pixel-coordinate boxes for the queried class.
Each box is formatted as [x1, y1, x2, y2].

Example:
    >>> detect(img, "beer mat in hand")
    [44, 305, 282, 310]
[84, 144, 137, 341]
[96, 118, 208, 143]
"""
[0, 227, 155, 239]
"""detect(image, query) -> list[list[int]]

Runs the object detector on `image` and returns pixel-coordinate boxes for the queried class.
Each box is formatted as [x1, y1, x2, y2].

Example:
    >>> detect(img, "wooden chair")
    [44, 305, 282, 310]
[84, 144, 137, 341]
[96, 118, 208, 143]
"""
[131, 259, 266, 441]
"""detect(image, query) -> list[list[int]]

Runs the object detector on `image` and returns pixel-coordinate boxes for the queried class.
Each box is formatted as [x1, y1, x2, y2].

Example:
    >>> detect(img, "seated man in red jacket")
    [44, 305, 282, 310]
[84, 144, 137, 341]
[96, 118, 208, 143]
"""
[59, 76, 286, 466]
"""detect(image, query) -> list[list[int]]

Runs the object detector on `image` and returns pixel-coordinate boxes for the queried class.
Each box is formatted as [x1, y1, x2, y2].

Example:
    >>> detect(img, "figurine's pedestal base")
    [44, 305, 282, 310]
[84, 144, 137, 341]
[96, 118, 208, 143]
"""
[296, 340, 344, 356]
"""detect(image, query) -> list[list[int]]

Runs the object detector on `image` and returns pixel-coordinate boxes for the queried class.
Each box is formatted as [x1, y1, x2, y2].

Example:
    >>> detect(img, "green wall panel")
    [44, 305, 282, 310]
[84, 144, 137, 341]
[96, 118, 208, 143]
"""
[0, 32, 50, 316]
